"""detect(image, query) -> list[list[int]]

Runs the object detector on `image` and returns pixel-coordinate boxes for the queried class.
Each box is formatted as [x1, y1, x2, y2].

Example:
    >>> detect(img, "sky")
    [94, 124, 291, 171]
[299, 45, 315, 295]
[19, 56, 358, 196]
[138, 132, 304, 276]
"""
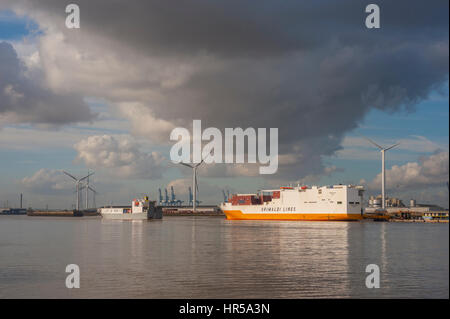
[0, 1, 448, 209]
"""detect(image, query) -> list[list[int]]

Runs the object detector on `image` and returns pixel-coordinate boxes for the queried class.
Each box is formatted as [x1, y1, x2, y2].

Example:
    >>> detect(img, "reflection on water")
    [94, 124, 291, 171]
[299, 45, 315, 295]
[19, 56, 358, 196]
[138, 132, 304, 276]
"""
[0, 216, 448, 298]
[221, 221, 352, 298]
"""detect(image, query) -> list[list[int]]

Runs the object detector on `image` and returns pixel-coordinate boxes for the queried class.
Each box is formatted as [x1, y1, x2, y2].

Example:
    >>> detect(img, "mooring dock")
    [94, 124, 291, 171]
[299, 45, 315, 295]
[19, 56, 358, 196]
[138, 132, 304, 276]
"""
[162, 206, 224, 216]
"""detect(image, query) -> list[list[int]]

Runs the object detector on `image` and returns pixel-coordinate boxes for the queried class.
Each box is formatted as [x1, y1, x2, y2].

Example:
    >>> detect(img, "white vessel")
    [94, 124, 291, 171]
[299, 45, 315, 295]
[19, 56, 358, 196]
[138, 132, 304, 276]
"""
[220, 185, 364, 221]
[100, 196, 162, 220]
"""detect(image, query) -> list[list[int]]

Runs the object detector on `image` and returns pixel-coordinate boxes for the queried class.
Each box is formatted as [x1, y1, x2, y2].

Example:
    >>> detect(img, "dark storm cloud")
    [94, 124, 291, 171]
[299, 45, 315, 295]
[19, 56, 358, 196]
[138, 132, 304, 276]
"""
[4, 0, 449, 179]
[0, 42, 94, 124]
[15, 0, 448, 57]
[30, 0, 446, 125]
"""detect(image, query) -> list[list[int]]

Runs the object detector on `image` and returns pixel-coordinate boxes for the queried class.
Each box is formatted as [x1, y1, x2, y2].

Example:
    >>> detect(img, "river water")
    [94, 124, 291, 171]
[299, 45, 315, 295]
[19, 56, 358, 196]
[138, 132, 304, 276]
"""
[0, 215, 448, 298]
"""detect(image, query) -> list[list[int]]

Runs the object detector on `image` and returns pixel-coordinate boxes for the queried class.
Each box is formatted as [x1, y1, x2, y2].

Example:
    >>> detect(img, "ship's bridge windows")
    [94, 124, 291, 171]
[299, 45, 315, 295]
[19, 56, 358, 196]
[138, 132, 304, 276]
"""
[337, 201, 342, 204]
[349, 202, 354, 204]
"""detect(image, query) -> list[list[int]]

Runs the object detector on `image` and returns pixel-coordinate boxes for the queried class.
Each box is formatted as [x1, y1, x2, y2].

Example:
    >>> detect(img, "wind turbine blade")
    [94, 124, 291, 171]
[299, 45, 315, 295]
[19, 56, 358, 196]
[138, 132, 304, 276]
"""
[79, 172, 94, 182]
[363, 137, 383, 150]
[385, 142, 400, 151]
[194, 160, 204, 168]
[88, 186, 98, 194]
[63, 171, 78, 181]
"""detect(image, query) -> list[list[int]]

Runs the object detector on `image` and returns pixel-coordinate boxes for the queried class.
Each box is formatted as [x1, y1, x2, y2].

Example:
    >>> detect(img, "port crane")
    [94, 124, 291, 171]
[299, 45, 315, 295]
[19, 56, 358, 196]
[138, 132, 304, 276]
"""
[222, 190, 229, 202]
[164, 188, 169, 205]
[170, 186, 183, 206]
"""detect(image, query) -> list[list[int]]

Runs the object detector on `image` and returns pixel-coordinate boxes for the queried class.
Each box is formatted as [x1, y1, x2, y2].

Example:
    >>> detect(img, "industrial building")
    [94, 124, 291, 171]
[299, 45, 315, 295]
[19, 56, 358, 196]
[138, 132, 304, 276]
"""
[367, 195, 447, 211]
[0, 208, 27, 215]
[0, 194, 27, 215]
[365, 194, 448, 220]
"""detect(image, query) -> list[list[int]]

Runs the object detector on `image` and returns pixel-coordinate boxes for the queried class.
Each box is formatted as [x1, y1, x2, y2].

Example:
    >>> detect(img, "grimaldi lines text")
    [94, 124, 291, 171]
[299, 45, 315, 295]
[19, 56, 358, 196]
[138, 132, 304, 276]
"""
[220, 184, 364, 221]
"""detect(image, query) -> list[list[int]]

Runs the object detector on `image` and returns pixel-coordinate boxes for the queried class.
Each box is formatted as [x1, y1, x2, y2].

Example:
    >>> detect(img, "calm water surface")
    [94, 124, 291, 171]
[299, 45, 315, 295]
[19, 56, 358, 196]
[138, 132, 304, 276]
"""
[0, 215, 448, 298]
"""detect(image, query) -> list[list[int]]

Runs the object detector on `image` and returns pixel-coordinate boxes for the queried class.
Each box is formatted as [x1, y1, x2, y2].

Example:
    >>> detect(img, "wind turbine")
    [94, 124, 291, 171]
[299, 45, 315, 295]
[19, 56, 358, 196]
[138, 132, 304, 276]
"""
[85, 170, 91, 209]
[79, 183, 98, 209]
[179, 160, 204, 212]
[63, 171, 94, 211]
[364, 137, 399, 209]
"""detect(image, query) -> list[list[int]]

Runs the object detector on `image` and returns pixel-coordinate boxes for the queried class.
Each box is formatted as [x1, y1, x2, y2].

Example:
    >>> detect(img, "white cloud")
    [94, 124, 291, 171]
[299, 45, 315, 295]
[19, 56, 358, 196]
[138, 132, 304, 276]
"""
[368, 151, 449, 190]
[117, 102, 176, 143]
[21, 168, 73, 194]
[74, 135, 166, 179]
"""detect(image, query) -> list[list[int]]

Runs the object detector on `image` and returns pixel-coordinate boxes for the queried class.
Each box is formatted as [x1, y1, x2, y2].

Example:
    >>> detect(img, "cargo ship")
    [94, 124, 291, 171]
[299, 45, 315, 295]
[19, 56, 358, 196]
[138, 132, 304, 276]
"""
[220, 185, 364, 221]
[100, 196, 162, 220]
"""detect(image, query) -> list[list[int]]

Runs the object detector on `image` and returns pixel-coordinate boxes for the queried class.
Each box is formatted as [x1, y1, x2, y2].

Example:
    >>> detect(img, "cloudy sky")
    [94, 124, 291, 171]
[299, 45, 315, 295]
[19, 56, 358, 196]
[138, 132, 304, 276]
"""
[0, 0, 448, 209]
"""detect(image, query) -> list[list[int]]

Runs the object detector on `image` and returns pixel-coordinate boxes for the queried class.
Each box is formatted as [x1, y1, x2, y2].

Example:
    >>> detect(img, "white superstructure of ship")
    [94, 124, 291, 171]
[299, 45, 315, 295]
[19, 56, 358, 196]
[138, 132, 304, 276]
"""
[220, 185, 364, 221]
[100, 196, 162, 220]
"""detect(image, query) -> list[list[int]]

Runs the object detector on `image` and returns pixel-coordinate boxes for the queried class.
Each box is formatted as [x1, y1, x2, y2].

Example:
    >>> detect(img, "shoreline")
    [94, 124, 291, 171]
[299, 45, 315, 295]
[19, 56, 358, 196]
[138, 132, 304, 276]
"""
[3, 214, 447, 223]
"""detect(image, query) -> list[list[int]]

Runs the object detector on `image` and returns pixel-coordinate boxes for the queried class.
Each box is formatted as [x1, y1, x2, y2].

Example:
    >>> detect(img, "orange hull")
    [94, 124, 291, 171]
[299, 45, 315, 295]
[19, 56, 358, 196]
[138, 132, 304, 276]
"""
[223, 210, 363, 221]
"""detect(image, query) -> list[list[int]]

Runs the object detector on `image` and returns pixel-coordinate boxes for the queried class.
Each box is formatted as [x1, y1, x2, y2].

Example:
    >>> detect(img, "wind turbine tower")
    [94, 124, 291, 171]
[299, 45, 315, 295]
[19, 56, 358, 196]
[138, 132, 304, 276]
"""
[364, 137, 399, 209]
[85, 170, 90, 209]
[180, 160, 204, 212]
[91, 186, 97, 208]
[79, 181, 97, 209]
[188, 187, 193, 205]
